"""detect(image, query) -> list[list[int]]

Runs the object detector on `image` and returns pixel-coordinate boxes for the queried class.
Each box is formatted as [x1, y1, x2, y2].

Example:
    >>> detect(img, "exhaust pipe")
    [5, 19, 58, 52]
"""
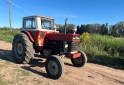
[64, 18, 68, 34]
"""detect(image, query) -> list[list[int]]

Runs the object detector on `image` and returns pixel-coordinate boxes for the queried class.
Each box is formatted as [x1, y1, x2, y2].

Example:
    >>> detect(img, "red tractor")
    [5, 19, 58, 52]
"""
[12, 15, 87, 79]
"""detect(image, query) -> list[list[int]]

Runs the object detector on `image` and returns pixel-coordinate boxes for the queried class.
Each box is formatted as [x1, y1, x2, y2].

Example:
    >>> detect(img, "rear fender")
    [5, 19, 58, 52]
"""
[21, 31, 34, 42]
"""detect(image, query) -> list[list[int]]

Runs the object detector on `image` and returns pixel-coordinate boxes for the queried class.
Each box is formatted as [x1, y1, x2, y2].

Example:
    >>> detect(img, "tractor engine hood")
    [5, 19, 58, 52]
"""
[45, 33, 80, 42]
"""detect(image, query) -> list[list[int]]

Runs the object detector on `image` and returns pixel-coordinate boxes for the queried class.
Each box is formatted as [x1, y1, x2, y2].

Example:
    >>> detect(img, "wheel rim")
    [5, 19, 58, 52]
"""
[73, 56, 83, 64]
[17, 42, 23, 55]
[48, 60, 59, 75]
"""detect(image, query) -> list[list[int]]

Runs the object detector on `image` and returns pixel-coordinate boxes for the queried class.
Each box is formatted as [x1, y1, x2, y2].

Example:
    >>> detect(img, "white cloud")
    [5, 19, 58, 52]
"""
[58, 14, 78, 18]
[69, 15, 78, 18]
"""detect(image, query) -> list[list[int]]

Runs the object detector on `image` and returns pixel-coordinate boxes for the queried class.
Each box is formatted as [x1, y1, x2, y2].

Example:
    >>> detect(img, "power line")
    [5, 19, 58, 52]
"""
[4, 0, 34, 15]
[12, 10, 22, 16]
[3, 0, 33, 15]
[0, 5, 22, 16]
[12, 2, 34, 15]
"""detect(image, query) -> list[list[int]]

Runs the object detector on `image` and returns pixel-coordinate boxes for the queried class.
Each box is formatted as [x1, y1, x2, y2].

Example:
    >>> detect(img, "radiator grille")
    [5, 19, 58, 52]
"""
[68, 42, 78, 52]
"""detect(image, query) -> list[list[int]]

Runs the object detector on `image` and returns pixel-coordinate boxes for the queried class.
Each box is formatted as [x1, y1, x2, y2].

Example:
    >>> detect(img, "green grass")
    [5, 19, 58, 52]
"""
[0, 75, 5, 85]
[0, 29, 20, 42]
[19, 70, 30, 76]
[80, 33, 124, 69]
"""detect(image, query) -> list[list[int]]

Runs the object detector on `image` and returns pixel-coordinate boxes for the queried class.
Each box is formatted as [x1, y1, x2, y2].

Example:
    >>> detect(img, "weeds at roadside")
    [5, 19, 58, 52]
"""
[80, 33, 124, 69]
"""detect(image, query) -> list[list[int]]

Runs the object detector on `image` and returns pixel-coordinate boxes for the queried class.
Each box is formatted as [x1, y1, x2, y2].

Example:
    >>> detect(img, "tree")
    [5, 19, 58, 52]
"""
[116, 21, 124, 36]
[66, 24, 75, 33]
[57, 24, 75, 34]
[76, 25, 80, 34]
[109, 25, 118, 36]
[100, 24, 108, 35]
[80, 24, 84, 34]
[91, 24, 101, 34]
[86, 24, 91, 33]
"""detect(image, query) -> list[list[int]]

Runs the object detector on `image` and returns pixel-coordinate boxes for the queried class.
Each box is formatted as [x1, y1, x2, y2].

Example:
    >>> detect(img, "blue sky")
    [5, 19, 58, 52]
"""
[0, 0, 124, 28]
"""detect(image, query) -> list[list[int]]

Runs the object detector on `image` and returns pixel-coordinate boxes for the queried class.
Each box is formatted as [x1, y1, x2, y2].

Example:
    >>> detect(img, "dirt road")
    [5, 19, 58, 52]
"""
[0, 41, 124, 85]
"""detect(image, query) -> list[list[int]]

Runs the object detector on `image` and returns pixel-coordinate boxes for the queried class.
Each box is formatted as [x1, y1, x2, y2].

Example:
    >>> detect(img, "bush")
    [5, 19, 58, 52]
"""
[0, 27, 10, 30]
[80, 32, 90, 43]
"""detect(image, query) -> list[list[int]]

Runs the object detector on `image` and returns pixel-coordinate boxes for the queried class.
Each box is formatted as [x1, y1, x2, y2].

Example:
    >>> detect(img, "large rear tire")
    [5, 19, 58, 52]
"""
[12, 33, 34, 64]
[45, 55, 65, 79]
[71, 51, 87, 67]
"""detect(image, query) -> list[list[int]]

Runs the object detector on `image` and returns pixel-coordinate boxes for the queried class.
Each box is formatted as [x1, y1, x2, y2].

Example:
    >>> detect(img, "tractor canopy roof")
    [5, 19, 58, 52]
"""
[23, 15, 54, 21]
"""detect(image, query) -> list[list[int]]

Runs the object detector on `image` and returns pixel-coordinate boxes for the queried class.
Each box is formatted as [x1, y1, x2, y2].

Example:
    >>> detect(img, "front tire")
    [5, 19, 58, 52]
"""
[45, 55, 65, 79]
[12, 33, 34, 64]
[71, 51, 87, 67]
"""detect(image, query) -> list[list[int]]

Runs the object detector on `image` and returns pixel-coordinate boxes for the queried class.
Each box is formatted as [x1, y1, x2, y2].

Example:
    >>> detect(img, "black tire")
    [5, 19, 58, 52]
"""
[71, 51, 87, 67]
[45, 55, 65, 79]
[12, 33, 34, 64]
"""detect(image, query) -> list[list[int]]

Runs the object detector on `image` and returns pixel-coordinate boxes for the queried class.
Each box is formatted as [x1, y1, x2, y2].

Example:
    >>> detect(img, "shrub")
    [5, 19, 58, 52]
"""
[80, 32, 90, 43]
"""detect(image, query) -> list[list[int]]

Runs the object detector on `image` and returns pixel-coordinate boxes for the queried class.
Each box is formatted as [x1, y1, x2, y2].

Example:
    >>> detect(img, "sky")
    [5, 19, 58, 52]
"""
[0, 0, 124, 28]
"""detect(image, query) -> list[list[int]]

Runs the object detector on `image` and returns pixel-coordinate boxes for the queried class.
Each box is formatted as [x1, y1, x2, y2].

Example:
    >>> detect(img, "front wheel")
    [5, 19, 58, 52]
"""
[45, 55, 65, 79]
[71, 51, 87, 67]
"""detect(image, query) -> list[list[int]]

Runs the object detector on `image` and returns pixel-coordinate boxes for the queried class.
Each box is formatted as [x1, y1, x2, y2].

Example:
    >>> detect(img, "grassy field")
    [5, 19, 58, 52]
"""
[80, 32, 124, 69]
[0, 29, 20, 42]
[0, 29, 124, 69]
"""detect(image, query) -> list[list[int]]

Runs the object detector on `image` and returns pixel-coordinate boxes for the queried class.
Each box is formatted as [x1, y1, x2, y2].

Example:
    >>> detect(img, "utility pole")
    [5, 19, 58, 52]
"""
[4, 0, 12, 31]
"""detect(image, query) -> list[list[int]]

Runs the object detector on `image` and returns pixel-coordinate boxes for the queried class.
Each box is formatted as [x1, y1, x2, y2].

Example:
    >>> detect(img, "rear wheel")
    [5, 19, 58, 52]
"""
[71, 51, 87, 67]
[45, 55, 65, 79]
[12, 33, 34, 64]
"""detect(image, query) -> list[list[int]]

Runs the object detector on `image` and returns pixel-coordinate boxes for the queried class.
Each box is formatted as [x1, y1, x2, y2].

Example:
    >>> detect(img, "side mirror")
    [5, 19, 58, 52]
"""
[54, 21, 59, 29]
[54, 24, 59, 29]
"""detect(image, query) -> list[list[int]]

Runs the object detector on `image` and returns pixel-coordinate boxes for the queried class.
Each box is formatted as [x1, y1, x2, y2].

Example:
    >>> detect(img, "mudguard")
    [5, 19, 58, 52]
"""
[21, 31, 34, 42]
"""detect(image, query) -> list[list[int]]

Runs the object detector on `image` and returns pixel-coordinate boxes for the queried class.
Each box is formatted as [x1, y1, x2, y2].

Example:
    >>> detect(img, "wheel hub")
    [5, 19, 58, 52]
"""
[17, 42, 23, 55]
[48, 60, 59, 75]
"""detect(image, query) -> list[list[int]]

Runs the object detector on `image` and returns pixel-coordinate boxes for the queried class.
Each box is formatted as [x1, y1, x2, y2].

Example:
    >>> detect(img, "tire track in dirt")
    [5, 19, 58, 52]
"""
[84, 67, 124, 85]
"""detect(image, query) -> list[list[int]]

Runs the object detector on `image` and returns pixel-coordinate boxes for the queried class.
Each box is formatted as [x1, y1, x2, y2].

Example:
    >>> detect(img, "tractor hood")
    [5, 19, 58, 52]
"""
[45, 33, 80, 42]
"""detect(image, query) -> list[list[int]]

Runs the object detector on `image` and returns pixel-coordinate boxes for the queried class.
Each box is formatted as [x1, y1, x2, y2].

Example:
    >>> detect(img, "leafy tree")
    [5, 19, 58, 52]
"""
[86, 24, 91, 33]
[100, 24, 108, 35]
[76, 25, 80, 34]
[80, 24, 84, 34]
[57, 24, 75, 34]
[116, 21, 124, 36]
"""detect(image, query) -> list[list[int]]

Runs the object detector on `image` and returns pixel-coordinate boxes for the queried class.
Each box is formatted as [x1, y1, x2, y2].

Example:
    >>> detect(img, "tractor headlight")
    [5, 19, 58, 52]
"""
[73, 36, 80, 40]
